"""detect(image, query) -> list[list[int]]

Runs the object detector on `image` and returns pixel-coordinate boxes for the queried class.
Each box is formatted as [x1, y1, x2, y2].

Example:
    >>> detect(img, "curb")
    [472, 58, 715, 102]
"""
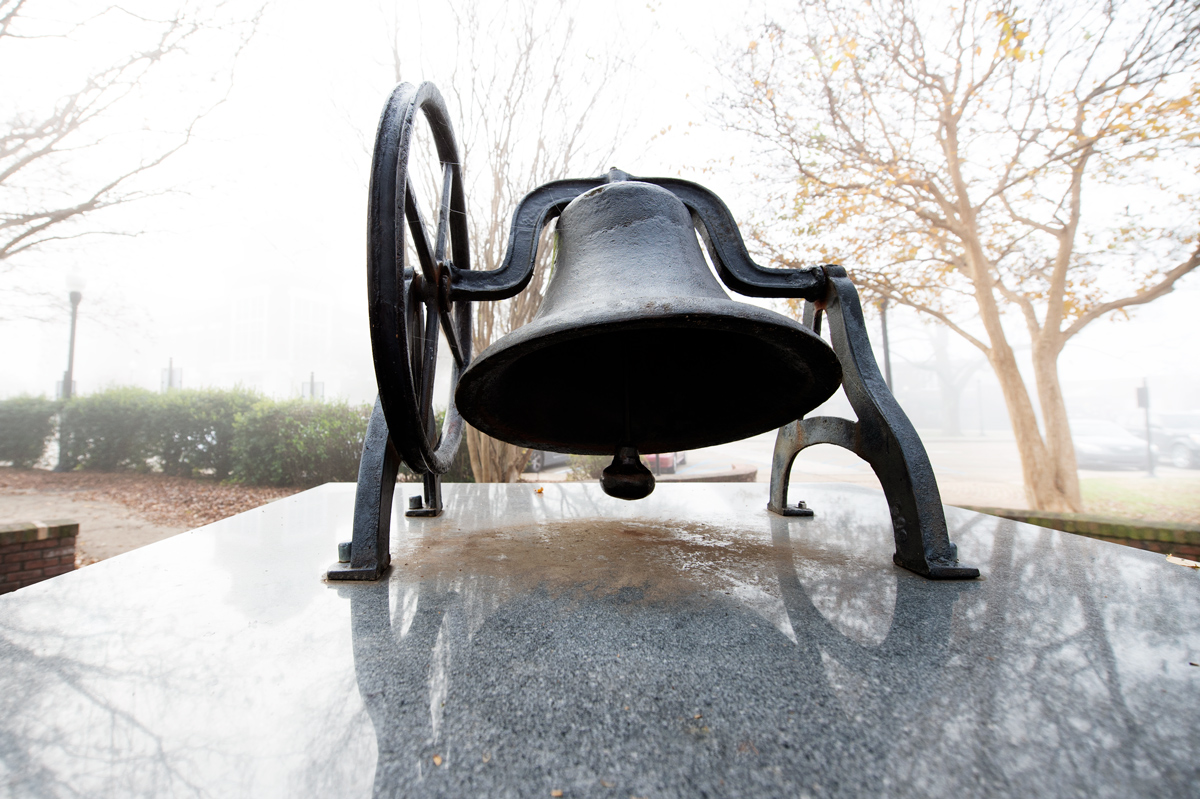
[957, 505, 1200, 558]
[657, 464, 758, 483]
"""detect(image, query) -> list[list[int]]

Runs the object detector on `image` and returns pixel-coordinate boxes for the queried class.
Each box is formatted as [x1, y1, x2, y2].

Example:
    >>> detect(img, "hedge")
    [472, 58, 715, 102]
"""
[0, 396, 60, 468]
[230, 399, 371, 487]
[226, 401, 474, 486]
[59, 386, 159, 471]
[10, 386, 477, 487]
[152, 388, 259, 478]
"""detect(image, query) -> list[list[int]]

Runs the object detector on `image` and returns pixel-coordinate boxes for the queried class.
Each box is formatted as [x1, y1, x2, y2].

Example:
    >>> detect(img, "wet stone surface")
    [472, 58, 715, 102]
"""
[1, 483, 1198, 798]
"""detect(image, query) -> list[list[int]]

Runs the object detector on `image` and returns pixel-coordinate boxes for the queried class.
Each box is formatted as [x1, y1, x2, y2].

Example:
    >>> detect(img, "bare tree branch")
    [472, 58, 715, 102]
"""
[719, 0, 1200, 511]
[0, 1, 262, 279]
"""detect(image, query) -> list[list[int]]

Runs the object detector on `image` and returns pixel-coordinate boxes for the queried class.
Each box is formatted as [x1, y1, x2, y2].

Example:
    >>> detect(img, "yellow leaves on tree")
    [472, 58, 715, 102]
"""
[721, 0, 1200, 512]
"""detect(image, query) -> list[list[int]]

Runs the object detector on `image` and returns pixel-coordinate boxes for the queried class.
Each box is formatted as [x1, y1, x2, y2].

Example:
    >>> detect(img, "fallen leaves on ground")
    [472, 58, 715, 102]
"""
[0, 467, 302, 528]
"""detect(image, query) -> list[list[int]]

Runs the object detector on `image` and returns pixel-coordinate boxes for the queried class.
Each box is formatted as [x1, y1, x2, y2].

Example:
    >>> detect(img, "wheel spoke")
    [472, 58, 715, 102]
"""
[419, 302, 439, 430]
[404, 178, 439, 283]
[438, 300, 467, 370]
[435, 162, 454, 267]
[406, 274, 424, 373]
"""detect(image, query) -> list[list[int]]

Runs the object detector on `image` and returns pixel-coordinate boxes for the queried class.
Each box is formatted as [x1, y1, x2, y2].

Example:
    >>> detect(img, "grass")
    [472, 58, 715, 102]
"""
[1080, 476, 1200, 526]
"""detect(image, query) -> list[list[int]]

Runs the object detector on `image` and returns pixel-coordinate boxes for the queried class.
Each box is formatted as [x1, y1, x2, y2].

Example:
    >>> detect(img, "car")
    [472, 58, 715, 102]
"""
[523, 449, 570, 472]
[641, 451, 687, 474]
[522, 450, 689, 474]
[1071, 419, 1155, 470]
[1122, 411, 1200, 469]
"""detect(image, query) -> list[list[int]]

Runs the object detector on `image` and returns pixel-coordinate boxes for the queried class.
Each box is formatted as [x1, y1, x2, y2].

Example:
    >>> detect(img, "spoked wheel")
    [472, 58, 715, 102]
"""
[368, 82, 472, 475]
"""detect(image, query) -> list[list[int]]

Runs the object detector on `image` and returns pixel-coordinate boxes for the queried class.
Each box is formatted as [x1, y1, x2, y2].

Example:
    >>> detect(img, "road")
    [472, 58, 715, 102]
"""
[527, 430, 1197, 510]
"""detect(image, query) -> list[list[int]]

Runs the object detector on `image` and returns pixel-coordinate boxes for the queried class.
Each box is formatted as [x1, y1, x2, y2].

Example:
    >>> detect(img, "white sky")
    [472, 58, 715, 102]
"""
[1, 0, 1196, 423]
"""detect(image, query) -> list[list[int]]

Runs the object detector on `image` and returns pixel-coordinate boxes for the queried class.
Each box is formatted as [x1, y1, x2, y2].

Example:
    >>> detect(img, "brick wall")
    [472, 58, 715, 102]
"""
[0, 520, 78, 594]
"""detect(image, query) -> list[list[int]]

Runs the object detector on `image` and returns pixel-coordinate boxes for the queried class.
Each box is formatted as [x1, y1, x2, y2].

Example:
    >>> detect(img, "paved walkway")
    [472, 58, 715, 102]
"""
[0, 492, 185, 565]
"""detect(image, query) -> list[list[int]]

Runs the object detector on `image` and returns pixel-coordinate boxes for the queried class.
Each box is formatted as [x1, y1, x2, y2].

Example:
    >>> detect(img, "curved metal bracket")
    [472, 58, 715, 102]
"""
[768, 416, 859, 516]
[768, 267, 979, 580]
[329, 396, 445, 582]
[329, 398, 398, 581]
[448, 170, 827, 302]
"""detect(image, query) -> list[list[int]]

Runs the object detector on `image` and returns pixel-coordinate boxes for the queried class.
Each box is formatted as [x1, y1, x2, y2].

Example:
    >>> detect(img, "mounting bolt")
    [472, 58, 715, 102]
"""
[337, 542, 351, 563]
[408, 495, 423, 510]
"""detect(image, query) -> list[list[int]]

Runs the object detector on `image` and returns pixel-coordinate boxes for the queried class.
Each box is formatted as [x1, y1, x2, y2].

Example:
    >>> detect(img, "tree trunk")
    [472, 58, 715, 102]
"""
[985, 345, 1078, 511]
[965, 243, 1077, 512]
[1030, 337, 1082, 510]
[465, 424, 529, 483]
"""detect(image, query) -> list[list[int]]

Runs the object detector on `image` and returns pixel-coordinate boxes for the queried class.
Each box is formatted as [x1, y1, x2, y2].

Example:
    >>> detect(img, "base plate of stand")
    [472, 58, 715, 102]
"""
[405, 508, 441, 518]
[774, 502, 815, 517]
[326, 561, 390, 581]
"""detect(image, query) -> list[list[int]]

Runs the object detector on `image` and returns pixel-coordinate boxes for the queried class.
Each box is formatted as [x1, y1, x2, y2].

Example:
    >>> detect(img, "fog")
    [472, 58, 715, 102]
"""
[2, 0, 1197, 435]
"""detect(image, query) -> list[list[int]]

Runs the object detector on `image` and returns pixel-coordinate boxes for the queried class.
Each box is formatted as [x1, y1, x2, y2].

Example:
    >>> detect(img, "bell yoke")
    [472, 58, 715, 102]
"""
[327, 81, 979, 583]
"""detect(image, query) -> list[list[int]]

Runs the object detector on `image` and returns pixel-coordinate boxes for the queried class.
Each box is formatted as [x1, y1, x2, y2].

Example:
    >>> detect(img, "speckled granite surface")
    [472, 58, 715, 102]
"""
[1, 483, 1196, 798]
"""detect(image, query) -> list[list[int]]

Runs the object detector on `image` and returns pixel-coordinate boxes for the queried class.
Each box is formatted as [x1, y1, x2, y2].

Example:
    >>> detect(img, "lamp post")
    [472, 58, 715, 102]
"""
[56, 279, 83, 471]
[1137, 378, 1154, 477]
[62, 290, 82, 400]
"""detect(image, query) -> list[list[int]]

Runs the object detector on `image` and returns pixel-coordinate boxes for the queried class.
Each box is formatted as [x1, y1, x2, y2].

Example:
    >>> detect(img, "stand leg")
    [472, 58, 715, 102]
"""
[328, 397, 400, 581]
[768, 267, 979, 579]
[405, 472, 444, 518]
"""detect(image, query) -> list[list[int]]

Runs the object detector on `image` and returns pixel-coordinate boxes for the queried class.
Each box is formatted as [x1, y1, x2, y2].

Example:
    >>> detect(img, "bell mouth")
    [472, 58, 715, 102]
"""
[456, 299, 841, 455]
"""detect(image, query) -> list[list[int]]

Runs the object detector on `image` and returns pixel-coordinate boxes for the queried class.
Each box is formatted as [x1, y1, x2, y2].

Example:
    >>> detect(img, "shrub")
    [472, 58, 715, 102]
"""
[0, 396, 59, 468]
[41, 384, 474, 488]
[567, 454, 608, 481]
[231, 400, 372, 487]
[60, 387, 158, 471]
[151, 388, 259, 478]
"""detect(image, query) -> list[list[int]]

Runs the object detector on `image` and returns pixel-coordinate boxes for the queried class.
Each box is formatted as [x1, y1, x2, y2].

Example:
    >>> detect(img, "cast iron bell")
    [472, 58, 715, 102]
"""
[330, 81, 978, 583]
[456, 180, 842, 498]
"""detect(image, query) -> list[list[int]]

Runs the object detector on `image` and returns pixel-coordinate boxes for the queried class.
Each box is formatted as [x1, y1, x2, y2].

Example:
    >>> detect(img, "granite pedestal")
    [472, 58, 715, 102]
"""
[1, 483, 1196, 797]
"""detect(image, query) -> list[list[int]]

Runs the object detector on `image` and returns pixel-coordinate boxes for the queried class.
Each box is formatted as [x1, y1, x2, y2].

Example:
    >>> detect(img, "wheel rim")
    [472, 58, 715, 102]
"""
[367, 82, 473, 475]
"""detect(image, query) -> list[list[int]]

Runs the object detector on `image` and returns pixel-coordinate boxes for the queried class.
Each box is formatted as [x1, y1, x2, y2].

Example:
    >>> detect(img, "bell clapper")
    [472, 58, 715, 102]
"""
[601, 445, 655, 500]
[601, 363, 655, 500]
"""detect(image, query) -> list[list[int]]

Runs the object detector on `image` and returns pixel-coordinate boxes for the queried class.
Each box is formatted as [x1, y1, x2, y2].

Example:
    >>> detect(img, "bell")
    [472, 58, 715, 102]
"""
[456, 180, 842, 498]
[334, 85, 978, 582]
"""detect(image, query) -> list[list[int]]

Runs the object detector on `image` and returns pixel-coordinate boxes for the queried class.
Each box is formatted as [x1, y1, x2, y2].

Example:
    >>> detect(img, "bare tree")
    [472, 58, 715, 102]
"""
[0, 0, 260, 315]
[385, 0, 633, 482]
[724, 0, 1200, 510]
[906, 324, 985, 437]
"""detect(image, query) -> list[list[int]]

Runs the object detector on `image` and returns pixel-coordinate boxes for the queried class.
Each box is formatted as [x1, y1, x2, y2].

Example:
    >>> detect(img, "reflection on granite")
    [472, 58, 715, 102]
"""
[0, 483, 1197, 798]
